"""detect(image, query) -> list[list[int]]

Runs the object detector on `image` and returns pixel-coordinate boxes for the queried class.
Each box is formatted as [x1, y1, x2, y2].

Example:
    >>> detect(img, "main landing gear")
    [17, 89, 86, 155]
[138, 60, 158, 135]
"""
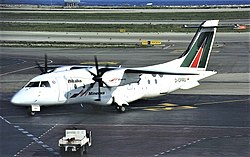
[112, 97, 127, 113]
[115, 105, 126, 113]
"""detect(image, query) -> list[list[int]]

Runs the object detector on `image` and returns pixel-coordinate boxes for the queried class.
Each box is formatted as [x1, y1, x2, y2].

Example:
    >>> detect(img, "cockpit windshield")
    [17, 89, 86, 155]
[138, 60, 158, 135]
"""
[26, 81, 40, 87]
[25, 81, 50, 88]
[41, 81, 50, 87]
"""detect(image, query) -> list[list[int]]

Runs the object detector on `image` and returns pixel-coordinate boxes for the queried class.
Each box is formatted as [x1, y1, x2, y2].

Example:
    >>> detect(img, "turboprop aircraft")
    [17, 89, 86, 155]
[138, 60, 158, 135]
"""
[11, 20, 219, 115]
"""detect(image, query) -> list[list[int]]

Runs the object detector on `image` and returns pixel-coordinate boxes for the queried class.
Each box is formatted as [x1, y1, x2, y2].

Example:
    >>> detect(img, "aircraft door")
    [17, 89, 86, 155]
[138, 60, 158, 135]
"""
[56, 77, 68, 102]
[159, 76, 172, 94]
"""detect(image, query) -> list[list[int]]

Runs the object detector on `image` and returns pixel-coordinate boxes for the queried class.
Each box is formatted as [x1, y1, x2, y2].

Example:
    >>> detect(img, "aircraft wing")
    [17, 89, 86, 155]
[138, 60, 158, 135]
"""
[124, 68, 199, 75]
[102, 67, 199, 87]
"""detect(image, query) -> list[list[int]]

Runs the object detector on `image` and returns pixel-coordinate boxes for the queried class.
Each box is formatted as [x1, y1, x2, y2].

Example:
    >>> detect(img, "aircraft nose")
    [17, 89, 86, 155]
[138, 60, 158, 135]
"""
[11, 93, 22, 105]
[11, 91, 29, 105]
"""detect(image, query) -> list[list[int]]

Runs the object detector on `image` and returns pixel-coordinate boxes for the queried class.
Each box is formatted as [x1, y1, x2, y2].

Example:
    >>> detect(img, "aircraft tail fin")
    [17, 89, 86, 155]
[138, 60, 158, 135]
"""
[179, 20, 219, 70]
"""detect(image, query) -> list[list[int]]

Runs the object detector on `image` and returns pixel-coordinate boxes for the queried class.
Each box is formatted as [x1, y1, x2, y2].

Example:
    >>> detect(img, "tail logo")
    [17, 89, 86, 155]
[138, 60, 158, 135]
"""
[181, 31, 214, 69]
[190, 37, 207, 68]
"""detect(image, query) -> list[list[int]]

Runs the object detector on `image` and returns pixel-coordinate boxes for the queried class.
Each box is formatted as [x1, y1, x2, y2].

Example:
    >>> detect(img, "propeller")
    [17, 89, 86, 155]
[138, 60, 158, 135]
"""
[35, 54, 48, 74]
[87, 56, 111, 101]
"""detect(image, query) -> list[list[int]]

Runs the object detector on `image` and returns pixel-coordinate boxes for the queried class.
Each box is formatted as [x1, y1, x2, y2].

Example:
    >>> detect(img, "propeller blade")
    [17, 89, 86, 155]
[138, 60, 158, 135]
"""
[94, 56, 100, 76]
[44, 54, 48, 73]
[35, 54, 49, 74]
[88, 56, 113, 101]
[102, 81, 111, 89]
[97, 81, 101, 101]
[87, 69, 97, 77]
[35, 61, 45, 73]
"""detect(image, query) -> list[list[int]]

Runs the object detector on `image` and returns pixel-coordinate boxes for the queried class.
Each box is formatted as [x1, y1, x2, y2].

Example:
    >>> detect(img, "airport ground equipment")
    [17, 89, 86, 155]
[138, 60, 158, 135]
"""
[59, 129, 92, 156]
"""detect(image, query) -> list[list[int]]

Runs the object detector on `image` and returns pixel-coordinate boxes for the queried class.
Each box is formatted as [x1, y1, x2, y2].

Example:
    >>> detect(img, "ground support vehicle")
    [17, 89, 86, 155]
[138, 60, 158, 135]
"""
[59, 129, 92, 156]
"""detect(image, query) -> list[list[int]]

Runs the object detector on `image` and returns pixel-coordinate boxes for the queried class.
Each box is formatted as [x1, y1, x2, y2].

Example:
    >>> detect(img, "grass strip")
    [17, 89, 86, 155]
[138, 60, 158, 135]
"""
[1, 11, 249, 21]
[2, 22, 247, 32]
[0, 41, 142, 48]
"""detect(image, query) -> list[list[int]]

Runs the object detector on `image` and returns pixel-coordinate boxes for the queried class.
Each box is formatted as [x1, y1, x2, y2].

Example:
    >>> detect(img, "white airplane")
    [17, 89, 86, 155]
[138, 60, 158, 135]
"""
[11, 20, 219, 115]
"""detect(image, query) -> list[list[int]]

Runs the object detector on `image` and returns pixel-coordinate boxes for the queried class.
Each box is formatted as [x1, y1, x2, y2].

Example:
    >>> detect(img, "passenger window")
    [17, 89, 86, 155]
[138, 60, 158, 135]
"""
[26, 82, 40, 87]
[40, 81, 50, 87]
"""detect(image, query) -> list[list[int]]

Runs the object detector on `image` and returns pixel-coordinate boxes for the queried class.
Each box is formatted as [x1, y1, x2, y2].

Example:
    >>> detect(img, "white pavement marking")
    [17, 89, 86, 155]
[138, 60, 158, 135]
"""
[12, 124, 59, 156]
[22, 131, 28, 134]
[42, 145, 49, 148]
[211, 136, 219, 139]
[0, 60, 52, 76]
[0, 115, 11, 124]
[0, 66, 36, 76]
[153, 134, 250, 156]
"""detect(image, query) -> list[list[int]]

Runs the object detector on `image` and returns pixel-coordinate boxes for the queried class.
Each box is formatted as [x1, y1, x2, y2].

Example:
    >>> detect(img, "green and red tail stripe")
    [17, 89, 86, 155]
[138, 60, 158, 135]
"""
[180, 23, 217, 70]
[190, 37, 207, 68]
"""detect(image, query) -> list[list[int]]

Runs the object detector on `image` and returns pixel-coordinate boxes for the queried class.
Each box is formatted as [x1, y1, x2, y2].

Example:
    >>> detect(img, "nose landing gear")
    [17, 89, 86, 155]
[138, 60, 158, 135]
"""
[27, 105, 40, 116]
[28, 107, 36, 116]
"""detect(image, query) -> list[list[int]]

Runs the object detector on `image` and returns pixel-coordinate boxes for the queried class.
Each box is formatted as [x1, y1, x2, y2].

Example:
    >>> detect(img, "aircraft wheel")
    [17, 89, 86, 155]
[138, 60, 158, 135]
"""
[115, 106, 120, 111]
[84, 144, 87, 152]
[28, 107, 35, 116]
[119, 106, 126, 113]
[79, 146, 86, 157]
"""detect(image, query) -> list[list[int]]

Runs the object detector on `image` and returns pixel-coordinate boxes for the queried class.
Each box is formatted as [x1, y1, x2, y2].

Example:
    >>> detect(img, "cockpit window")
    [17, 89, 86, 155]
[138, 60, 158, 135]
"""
[25, 81, 51, 88]
[40, 81, 50, 87]
[26, 82, 40, 87]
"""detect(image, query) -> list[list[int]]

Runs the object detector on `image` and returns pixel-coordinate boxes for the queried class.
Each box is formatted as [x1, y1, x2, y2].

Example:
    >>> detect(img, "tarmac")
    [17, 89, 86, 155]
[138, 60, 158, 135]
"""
[0, 33, 249, 157]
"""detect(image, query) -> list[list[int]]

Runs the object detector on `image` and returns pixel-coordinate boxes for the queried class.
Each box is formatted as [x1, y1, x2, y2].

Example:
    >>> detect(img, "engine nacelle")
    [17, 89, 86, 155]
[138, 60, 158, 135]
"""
[102, 69, 140, 87]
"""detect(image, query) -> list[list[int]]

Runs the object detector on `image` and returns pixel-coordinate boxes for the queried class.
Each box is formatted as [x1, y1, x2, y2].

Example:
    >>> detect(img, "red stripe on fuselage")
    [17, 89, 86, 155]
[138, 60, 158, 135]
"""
[190, 47, 203, 68]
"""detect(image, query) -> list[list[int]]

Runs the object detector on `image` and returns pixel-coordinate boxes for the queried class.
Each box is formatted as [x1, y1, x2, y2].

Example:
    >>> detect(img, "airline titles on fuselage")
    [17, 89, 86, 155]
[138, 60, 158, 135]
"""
[68, 79, 82, 83]
[89, 91, 105, 95]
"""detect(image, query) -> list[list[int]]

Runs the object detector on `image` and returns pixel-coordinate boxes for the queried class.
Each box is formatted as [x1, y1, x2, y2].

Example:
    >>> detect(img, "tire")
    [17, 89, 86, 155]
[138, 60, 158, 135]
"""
[28, 107, 35, 116]
[67, 147, 73, 152]
[79, 147, 85, 157]
[115, 106, 120, 111]
[119, 106, 126, 113]
[84, 144, 87, 152]
[88, 131, 92, 146]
